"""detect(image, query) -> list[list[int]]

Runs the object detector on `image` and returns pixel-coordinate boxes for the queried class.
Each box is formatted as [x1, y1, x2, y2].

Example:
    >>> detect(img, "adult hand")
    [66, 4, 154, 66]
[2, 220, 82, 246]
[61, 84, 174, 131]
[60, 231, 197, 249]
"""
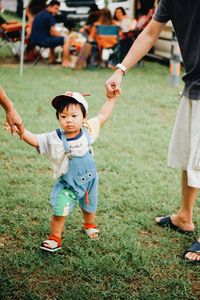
[105, 70, 123, 99]
[6, 108, 24, 139]
[0, 87, 24, 139]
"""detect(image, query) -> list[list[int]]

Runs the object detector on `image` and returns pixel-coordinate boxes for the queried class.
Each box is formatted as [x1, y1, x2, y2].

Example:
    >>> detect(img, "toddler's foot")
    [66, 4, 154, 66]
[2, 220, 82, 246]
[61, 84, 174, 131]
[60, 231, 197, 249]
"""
[40, 235, 62, 252]
[84, 224, 100, 239]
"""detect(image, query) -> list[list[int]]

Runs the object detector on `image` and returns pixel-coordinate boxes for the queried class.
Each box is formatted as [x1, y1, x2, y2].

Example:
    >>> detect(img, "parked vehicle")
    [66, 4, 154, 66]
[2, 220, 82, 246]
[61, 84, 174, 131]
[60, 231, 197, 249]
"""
[59, 0, 105, 26]
[3, 1, 105, 24]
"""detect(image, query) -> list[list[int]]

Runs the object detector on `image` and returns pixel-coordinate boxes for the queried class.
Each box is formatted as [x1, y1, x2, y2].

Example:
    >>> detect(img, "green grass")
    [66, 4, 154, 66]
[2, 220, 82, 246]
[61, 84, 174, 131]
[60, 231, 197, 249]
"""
[0, 62, 200, 300]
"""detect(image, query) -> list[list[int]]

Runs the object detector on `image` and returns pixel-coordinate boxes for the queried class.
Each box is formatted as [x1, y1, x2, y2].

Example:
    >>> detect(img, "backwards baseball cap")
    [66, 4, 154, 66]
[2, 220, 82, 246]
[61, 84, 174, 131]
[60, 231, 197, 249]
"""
[52, 91, 89, 113]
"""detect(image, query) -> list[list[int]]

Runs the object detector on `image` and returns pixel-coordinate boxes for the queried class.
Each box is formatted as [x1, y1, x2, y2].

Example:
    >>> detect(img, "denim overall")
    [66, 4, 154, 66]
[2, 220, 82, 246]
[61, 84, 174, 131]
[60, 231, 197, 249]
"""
[50, 128, 98, 216]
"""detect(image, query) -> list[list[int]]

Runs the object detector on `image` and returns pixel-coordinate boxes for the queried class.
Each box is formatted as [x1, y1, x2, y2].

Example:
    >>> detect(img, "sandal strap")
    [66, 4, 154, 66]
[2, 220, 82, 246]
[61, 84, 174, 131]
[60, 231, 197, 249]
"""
[84, 227, 100, 238]
[84, 223, 97, 229]
[48, 234, 62, 246]
[186, 241, 200, 253]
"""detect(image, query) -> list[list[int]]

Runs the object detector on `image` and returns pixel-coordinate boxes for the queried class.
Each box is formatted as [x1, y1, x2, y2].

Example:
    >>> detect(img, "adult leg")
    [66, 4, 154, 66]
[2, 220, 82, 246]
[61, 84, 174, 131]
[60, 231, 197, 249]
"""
[49, 48, 56, 63]
[156, 171, 200, 262]
[171, 170, 197, 231]
[41, 37, 71, 66]
[62, 38, 71, 67]
[156, 170, 197, 232]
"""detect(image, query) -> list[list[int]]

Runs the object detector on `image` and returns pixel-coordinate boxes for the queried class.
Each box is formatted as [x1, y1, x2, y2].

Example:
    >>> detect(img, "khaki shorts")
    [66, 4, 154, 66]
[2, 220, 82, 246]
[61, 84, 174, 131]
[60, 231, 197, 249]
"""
[168, 95, 200, 188]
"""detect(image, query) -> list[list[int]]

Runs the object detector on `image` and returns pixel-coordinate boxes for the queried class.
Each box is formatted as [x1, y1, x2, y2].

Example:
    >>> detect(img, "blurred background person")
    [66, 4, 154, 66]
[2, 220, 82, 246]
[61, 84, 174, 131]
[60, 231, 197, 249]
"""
[89, 8, 117, 48]
[88, 8, 119, 69]
[113, 7, 137, 61]
[26, 0, 47, 38]
[80, 4, 100, 37]
[29, 0, 71, 66]
[114, 7, 137, 34]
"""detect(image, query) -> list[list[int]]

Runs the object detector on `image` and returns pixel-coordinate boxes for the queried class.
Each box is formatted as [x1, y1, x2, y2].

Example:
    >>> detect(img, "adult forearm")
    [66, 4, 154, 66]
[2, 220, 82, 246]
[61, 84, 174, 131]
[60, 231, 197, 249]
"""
[0, 87, 14, 112]
[50, 27, 60, 37]
[122, 33, 155, 68]
[105, 20, 165, 99]
[121, 20, 165, 69]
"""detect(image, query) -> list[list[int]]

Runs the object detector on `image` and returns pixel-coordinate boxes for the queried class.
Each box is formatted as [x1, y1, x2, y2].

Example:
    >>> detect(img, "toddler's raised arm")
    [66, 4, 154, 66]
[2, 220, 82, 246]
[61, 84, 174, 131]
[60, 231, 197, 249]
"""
[97, 96, 118, 126]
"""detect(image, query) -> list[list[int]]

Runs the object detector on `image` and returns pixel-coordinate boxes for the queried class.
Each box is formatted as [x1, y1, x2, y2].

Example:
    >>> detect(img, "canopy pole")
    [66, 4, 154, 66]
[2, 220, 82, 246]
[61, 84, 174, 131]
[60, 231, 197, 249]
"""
[20, 0, 28, 76]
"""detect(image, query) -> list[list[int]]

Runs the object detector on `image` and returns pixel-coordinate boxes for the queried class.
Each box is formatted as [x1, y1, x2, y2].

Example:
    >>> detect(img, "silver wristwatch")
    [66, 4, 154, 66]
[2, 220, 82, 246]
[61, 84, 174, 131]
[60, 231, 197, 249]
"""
[116, 63, 127, 76]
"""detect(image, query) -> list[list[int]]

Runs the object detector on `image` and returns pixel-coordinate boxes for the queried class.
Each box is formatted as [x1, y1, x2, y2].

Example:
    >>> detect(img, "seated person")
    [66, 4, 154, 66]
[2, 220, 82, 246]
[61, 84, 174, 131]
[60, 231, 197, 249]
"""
[80, 4, 100, 37]
[26, 0, 47, 38]
[0, 0, 22, 39]
[89, 8, 118, 49]
[113, 7, 137, 61]
[29, 0, 71, 67]
[114, 7, 137, 34]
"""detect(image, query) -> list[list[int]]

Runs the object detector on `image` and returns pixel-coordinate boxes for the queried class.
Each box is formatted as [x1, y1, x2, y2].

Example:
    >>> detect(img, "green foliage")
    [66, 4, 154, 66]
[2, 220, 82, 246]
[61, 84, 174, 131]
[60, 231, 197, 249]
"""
[0, 63, 199, 299]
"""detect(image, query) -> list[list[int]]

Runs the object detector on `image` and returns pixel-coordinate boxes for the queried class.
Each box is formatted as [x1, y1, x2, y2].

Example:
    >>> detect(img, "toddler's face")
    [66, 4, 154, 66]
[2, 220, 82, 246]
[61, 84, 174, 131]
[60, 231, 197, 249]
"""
[58, 104, 86, 138]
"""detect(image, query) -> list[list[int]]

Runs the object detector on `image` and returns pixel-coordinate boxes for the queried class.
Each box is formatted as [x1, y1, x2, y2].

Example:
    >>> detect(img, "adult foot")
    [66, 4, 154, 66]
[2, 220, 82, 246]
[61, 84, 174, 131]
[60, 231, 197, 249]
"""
[182, 238, 200, 263]
[155, 215, 195, 234]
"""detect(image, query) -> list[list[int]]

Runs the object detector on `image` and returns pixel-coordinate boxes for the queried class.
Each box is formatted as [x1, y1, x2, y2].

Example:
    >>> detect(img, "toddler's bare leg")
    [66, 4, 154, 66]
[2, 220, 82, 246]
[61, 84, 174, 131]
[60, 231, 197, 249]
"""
[82, 209, 98, 239]
[50, 215, 66, 238]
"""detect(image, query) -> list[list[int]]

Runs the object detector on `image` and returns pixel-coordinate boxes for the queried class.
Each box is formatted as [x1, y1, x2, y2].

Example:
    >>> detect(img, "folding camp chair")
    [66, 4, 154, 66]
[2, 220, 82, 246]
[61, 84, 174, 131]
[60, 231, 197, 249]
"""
[24, 41, 49, 65]
[95, 25, 120, 67]
[0, 25, 22, 58]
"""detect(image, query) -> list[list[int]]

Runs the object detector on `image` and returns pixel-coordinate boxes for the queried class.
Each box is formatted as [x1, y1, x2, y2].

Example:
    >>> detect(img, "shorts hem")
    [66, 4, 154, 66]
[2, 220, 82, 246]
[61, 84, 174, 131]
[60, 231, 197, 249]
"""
[52, 210, 71, 216]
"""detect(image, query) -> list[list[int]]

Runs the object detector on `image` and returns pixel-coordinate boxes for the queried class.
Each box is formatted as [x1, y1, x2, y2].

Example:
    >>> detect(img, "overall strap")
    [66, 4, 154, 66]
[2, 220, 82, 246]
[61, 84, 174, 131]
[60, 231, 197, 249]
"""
[83, 127, 93, 154]
[57, 129, 72, 159]
[56, 128, 62, 140]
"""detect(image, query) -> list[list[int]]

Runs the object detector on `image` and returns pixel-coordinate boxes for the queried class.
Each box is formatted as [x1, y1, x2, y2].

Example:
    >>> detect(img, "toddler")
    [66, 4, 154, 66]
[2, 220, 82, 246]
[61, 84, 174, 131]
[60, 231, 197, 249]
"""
[7, 91, 118, 252]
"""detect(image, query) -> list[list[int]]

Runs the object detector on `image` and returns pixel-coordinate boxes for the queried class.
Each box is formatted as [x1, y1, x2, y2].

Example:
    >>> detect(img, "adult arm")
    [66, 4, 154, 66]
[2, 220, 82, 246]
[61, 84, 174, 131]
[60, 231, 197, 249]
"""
[1, 21, 22, 31]
[0, 87, 24, 138]
[50, 25, 60, 37]
[105, 19, 166, 98]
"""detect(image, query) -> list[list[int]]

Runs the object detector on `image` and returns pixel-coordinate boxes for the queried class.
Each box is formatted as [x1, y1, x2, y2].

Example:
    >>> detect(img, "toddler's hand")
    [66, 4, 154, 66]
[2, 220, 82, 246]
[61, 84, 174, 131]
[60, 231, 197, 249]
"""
[107, 89, 120, 101]
[4, 120, 18, 135]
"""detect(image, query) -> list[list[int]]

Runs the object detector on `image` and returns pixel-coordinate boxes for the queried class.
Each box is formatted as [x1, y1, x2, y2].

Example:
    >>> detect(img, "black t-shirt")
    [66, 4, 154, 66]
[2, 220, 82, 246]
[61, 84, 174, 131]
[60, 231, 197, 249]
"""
[0, 15, 6, 26]
[154, 0, 200, 100]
